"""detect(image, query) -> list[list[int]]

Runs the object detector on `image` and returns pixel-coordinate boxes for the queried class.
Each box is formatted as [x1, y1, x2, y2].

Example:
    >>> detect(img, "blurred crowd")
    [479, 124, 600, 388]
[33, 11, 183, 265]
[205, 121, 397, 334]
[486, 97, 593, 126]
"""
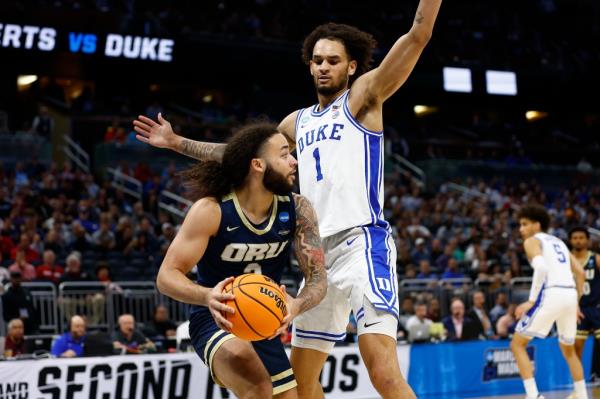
[1, 157, 599, 351]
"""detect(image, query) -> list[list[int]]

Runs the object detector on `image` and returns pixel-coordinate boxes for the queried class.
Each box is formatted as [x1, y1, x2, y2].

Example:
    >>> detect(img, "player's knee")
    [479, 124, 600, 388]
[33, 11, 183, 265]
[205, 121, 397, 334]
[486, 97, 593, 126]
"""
[240, 380, 272, 399]
[560, 343, 576, 357]
[368, 363, 404, 393]
[510, 337, 524, 352]
[296, 379, 319, 398]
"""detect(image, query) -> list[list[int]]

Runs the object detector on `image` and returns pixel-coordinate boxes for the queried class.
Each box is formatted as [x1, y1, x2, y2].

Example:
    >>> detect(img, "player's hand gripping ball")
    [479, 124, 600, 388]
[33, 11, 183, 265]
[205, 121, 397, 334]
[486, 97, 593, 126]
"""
[222, 274, 288, 341]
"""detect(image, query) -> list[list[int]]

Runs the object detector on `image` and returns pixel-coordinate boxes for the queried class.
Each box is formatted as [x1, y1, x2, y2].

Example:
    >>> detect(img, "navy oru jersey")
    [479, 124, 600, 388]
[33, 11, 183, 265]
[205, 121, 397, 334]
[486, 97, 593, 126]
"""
[581, 251, 600, 308]
[196, 191, 296, 290]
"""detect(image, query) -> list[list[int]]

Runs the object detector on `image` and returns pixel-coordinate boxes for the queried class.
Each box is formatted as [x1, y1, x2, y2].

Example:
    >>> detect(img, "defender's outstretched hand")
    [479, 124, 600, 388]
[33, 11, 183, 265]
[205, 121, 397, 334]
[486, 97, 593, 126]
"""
[133, 112, 179, 149]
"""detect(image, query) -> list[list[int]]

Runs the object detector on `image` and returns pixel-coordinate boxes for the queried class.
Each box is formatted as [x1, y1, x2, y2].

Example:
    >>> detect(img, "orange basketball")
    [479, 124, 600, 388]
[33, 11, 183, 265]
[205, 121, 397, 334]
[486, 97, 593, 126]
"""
[223, 273, 287, 341]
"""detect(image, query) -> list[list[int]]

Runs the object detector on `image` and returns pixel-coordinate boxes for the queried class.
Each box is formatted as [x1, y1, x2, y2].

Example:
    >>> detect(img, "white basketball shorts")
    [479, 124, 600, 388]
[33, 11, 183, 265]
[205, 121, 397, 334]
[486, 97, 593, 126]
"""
[292, 225, 399, 353]
[515, 285, 578, 345]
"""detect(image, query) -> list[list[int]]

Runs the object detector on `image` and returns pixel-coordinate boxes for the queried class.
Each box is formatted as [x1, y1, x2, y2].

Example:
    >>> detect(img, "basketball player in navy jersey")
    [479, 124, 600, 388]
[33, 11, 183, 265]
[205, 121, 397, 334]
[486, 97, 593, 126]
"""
[135, 1, 441, 397]
[156, 122, 326, 399]
[569, 227, 600, 384]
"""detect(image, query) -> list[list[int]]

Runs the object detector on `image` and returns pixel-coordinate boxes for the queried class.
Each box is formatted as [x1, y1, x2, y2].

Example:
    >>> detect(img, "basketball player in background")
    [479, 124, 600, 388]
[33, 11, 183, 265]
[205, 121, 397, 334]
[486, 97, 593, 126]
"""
[569, 227, 600, 385]
[510, 205, 587, 399]
[156, 122, 326, 399]
[135, 1, 441, 397]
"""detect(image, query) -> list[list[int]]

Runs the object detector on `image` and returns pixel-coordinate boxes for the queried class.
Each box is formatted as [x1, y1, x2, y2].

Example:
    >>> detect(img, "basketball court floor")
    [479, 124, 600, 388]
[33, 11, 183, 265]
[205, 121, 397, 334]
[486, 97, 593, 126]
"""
[477, 387, 600, 398]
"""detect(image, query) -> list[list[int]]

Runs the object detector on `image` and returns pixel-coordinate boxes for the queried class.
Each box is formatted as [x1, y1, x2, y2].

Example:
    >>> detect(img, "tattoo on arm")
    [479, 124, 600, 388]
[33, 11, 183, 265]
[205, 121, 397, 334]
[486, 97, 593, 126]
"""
[180, 139, 226, 162]
[415, 11, 424, 24]
[293, 194, 327, 314]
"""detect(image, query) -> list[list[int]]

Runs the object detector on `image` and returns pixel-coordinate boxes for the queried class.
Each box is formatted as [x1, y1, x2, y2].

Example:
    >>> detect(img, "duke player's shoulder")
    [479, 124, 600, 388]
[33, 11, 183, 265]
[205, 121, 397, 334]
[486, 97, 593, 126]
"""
[278, 110, 300, 141]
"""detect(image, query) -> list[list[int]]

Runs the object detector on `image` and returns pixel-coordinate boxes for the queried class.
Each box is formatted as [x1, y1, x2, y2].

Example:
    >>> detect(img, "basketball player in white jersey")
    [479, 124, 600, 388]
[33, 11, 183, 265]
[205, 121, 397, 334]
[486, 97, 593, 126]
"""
[133, 1, 442, 397]
[510, 204, 588, 399]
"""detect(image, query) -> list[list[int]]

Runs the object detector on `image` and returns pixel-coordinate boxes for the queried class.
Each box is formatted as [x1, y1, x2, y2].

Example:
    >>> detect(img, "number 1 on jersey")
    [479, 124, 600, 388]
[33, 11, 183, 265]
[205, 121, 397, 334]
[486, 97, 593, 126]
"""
[312, 147, 324, 181]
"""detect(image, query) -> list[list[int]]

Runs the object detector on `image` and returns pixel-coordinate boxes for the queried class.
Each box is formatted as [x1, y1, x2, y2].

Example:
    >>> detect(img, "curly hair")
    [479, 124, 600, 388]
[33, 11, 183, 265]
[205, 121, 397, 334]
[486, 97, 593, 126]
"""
[180, 122, 279, 201]
[302, 23, 377, 82]
[517, 204, 550, 232]
[568, 226, 589, 240]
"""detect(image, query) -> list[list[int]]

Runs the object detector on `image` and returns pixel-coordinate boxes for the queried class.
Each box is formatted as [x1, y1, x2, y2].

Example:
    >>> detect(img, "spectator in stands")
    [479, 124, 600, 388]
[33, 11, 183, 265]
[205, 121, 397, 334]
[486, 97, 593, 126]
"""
[427, 297, 442, 322]
[410, 237, 431, 264]
[2, 270, 38, 334]
[50, 315, 87, 358]
[10, 233, 39, 263]
[113, 314, 156, 354]
[158, 222, 176, 254]
[407, 217, 432, 240]
[398, 296, 415, 331]
[9, 249, 36, 281]
[442, 257, 465, 280]
[430, 238, 444, 263]
[69, 221, 93, 252]
[14, 162, 30, 189]
[496, 303, 517, 339]
[417, 259, 438, 280]
[136, 217, 158, 246]
[405, 301, 433, 343]
[467, 290, 494, 338]
[132, 201, 157, 227]
[142, 304, 177, 338]
[75, 202, 99, 234]
[3, 318, 26, 358]
[442, 298, 481, 341]
[58, 253, 89, 284]
[434, 244, 454, 271]
[95, 262, 112, 284]
[0, 225, 14, 259]
[489, 291, 509, 325]
[92, 221, 116, 251]
[124, 230, 153, 256]
[404, 263, 417, 279]
[30, 105, 54, 137]
[0, 188, 11, 219]
[43, 229, 66, 256]
[0, 256, 9, 285]
[36, 249, 64, 284]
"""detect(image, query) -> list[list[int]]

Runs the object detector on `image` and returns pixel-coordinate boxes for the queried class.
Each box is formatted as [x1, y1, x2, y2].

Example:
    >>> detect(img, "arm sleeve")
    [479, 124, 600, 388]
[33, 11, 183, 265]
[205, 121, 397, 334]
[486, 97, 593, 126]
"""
[528, 256, 547, 302]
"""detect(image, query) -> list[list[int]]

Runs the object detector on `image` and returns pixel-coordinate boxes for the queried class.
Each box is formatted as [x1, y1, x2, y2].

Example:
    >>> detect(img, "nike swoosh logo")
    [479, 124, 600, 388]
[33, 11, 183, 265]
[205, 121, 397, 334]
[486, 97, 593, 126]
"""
[226, 226, 239, 232]
[364, 321, 382, 328]
[346, 237, 358, 246]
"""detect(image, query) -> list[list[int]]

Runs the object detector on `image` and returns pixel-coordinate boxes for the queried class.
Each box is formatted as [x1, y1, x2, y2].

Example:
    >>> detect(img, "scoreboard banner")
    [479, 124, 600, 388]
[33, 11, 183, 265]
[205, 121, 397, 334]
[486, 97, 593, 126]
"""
[0, 21, 174, 62]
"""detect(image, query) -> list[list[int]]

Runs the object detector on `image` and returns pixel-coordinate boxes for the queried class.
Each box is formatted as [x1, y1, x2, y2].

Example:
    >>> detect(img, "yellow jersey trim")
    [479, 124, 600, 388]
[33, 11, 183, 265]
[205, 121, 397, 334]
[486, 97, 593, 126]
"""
[231, 191, 278, 236]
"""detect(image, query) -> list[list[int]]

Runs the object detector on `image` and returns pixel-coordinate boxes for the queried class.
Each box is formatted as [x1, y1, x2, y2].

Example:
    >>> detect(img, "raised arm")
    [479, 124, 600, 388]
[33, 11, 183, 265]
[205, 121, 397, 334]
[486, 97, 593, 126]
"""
[351, 0, 442, 104]
[156, 198, 235, 329]
[133, 113, 226, 161]
[134, 111, 299, 160]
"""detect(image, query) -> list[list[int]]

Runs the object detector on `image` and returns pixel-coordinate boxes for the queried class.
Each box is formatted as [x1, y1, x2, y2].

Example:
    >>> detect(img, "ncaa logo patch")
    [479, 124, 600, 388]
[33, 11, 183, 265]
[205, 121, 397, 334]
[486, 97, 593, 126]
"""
[279, 212, 290, 222]
[301, 116, 310, 124]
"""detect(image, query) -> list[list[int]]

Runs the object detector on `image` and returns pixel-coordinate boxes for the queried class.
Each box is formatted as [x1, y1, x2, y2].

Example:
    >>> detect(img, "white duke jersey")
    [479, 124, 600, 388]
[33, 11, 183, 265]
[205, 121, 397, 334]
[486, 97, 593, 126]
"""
[534, 232, 576, 288]
[294, 90, 387, 237]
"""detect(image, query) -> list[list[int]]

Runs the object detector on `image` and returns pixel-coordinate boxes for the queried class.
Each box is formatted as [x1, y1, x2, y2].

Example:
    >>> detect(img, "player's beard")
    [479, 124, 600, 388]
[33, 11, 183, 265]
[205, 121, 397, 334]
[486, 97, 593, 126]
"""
[263, 164, 293, 195]
[315, 74, 349, 95]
